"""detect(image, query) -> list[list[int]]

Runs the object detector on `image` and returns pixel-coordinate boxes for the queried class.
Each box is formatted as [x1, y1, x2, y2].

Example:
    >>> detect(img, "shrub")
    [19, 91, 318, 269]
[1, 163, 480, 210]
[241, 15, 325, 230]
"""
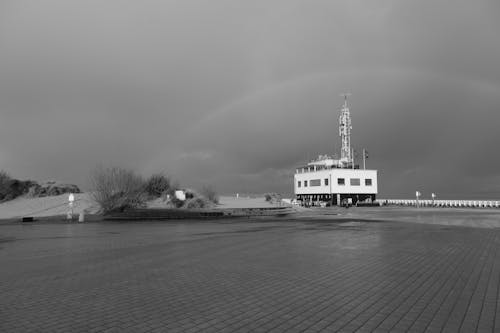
[201, 185, 219, 204]
[265, 193, 281, 203]
[0, 170, 11, 200]
[169, 196, 184, 208]
[184, 189, 196, 200]
[89, 166, 146, 214]
[0, 171, 37, 202]
[0, 170, 10, 185]
[184, 197, 209, 209]
[144, 173, 171, 198]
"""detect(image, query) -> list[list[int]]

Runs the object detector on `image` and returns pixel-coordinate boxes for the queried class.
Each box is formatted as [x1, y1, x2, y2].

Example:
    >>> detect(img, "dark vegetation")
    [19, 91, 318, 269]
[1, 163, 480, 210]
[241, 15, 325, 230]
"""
[201, 185, 219, 205]
[0, 170, 80, 203]
[89, 166, 147, 214]
[89, 166, 219, 214]
[144, 173, 173, 198]
[265, 193, 282, 204]
[0, 167, 219, 213]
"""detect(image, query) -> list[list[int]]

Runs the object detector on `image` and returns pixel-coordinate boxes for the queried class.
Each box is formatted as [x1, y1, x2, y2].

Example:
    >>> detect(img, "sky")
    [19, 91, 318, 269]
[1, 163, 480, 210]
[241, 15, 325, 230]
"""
[0, 0, 499, 199]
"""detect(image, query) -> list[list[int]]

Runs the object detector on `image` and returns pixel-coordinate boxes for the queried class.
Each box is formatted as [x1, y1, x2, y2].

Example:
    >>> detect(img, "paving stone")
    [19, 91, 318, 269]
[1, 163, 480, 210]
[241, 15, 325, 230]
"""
[1, 219, 500, 332]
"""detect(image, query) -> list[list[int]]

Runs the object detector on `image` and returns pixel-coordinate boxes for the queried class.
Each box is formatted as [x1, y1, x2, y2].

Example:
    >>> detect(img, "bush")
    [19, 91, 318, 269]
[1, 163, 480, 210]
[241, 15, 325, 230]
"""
[0, 170, 10, 185]
[265, 193, 281, 203]
[169, 196, 185, 208]
[0, 171, 37, 202]
[201, 185, 219, 204]
[144, 173, 171, 198]
[184, 197, 209, 209]
[89, 166, 146, 214]
[28, 182, 80, 197]
[0, 170, 11, 200]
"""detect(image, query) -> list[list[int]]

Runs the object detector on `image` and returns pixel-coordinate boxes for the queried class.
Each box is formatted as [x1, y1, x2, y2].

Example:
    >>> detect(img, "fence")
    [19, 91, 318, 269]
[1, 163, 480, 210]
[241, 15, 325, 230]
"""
[380, 199, 500, 208]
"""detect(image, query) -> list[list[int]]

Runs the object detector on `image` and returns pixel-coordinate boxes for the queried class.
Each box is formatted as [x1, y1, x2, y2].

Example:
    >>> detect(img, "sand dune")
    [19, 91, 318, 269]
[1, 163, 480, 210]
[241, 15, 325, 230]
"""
[0, 194, 278, 220]
[0, 193, 99, 220]
[3, 193, 499, 229]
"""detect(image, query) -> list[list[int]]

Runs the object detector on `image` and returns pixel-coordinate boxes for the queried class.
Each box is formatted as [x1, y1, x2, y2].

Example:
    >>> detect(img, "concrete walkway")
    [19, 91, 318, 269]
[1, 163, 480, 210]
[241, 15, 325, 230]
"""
[1, 216, 500, 332]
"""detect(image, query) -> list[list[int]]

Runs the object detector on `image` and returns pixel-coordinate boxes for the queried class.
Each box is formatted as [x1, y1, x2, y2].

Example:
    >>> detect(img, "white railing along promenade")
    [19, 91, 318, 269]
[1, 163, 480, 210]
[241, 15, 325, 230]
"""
[379, 199, 500, 208]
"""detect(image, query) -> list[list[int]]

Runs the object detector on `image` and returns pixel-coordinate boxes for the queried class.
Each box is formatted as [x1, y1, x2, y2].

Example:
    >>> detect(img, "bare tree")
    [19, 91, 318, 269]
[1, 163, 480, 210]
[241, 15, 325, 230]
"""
[201, 185, 219, 204]
[89, 166, 146, 214]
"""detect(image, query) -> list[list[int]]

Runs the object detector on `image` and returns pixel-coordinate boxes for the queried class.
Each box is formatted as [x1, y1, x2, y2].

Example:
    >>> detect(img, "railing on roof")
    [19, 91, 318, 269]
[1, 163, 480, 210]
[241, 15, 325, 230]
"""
[296, 164, 360, 173]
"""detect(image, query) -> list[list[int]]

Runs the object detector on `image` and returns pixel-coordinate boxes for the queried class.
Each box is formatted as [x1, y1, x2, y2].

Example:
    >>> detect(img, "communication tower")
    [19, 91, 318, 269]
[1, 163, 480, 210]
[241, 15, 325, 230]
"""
[339, 93, 352, 165]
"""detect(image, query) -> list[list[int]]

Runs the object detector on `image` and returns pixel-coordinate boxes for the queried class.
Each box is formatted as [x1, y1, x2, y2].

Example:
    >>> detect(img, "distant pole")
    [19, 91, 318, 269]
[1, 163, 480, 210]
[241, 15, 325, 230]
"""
[352, 148, 354, 169]
[363, 148, 366, 170]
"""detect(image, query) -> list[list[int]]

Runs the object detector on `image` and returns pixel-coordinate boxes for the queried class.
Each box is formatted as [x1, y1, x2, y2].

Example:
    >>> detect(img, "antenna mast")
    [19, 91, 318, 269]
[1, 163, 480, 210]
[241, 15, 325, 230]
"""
[339, 93, 352, 166]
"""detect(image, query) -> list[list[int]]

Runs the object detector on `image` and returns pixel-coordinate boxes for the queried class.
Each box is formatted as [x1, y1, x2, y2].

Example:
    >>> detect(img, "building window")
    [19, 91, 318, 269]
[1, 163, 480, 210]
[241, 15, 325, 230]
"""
[338, 178, 345, 185]
[304, 180, 308, 187]
[298, 181, 301, 187]
[324, 178, 329, 186]
[310, 179, 321, 186]
[365, 179, 372, 186]
[350, 178, 360, 186]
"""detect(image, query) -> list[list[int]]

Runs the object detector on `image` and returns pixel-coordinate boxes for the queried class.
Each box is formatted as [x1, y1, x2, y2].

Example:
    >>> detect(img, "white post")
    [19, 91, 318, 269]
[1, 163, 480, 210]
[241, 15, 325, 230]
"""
[78, 210, 85, 223]
[68, 193, 75, 221]
[416, 191, 421, 208]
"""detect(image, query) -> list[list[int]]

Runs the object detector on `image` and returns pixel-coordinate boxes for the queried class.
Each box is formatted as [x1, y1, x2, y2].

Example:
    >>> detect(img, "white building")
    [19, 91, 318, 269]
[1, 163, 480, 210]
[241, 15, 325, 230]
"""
[294, 157, 378, 206]
[293, 95, 378, 206]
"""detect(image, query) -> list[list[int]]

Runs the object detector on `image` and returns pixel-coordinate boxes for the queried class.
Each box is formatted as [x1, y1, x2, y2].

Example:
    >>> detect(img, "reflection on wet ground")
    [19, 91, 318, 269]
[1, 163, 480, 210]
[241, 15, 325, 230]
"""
[1, 210, 500, 332]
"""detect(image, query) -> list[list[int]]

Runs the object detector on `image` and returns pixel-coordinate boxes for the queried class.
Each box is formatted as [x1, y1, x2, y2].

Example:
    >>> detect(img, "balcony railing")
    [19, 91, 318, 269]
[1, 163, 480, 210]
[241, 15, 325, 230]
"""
[296, 164, 360, 174]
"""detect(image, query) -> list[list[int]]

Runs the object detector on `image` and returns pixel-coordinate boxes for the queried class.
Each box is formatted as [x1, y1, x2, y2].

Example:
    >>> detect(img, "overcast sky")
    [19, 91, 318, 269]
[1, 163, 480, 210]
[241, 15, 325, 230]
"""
[1, 0, 499, 198]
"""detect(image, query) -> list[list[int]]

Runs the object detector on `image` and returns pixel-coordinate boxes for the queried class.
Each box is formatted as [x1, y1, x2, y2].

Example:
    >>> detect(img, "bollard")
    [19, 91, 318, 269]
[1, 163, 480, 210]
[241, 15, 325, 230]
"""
[78, 210, 85, 223]
[68, 193, 75, 221]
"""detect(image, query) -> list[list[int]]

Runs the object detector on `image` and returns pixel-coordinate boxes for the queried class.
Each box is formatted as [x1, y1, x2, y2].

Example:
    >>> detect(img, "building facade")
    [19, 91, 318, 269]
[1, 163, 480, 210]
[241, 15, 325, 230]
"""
[293, 96, 378, 206]
[294, 163, 378, 205]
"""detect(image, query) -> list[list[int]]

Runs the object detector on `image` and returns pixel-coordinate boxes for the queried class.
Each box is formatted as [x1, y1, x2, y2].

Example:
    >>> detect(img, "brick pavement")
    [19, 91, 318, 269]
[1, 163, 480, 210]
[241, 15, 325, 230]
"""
[1, 218, 500, 332]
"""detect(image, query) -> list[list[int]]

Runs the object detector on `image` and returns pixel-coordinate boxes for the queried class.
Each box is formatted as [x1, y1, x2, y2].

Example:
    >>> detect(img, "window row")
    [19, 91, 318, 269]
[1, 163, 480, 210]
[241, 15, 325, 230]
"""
[297, 178, 372, 187]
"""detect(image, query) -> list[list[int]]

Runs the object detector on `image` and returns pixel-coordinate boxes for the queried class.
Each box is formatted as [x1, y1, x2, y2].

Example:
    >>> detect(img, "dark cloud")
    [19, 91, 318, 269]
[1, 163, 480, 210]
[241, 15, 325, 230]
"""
[0, 0, 499, 198]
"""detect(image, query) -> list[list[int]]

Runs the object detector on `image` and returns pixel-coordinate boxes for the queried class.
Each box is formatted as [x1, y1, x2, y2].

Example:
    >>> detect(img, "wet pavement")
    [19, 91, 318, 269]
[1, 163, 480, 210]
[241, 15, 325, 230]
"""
[1, 214, 500, 332]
